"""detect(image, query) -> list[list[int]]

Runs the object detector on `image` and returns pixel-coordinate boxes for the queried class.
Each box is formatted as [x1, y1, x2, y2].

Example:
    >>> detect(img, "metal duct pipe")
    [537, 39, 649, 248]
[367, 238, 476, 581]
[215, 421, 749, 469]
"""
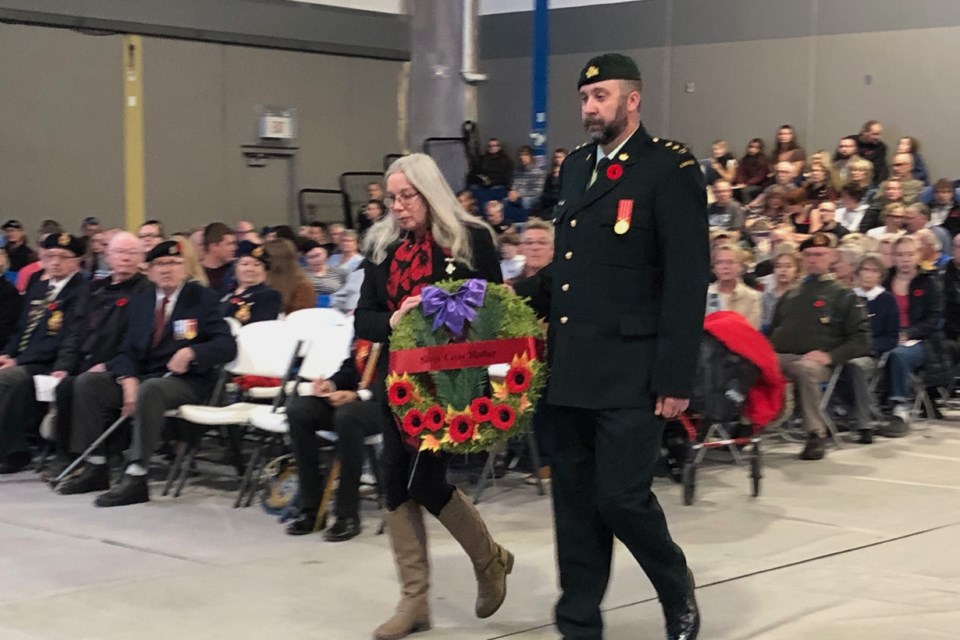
[461, 0, 486, 84]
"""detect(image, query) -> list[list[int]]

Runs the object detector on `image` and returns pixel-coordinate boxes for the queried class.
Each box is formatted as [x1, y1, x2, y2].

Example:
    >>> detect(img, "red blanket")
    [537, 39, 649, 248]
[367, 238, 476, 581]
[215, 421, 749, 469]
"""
[704, 311, 785, 427]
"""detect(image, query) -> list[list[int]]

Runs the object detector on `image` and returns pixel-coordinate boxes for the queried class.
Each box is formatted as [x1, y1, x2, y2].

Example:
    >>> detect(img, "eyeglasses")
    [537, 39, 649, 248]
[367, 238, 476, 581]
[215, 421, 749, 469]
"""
[109, 248, 141, 257]
[151, 259, 183, 267]
[384, 190, 421, 208]
[138, 232, 162, 240]
[521, 239, 551, 247]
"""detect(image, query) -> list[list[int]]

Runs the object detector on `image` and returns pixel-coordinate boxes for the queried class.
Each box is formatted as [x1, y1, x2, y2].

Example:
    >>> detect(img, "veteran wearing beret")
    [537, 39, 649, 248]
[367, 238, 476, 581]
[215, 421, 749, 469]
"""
[0, 233, 87, 473]
[539, 53, 708, 640]
[66, 240, 236, 506]
[219, 240, 282, 325]
[769, 232, 872, 459]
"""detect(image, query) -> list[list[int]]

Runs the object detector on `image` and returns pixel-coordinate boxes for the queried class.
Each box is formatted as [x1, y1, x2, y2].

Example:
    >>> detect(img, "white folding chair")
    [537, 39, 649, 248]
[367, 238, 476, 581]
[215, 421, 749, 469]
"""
[165, 320, 301, 499]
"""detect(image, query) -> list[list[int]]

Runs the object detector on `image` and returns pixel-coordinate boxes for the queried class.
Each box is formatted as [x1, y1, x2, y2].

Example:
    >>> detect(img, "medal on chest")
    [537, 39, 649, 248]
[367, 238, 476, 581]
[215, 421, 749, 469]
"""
[48, 310, 63, 333]
[615, 199, 634, 235]
[235, 301, 251, 323]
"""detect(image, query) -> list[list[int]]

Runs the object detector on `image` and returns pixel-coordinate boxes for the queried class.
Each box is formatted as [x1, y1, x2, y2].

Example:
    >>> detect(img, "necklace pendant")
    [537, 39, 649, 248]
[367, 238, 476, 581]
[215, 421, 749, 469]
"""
[445, 259, 456, 275]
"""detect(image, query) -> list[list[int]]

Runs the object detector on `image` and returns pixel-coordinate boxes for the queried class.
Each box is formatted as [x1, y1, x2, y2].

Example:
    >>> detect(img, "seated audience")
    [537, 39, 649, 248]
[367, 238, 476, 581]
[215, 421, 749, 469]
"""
[329, 230, 364, 272]
[734, 138, 771, 203]
[760, 248, 800, 333]
[832, 136, 859, 181]
[0, 251, 23, 348]
[235, 221, 260, 244]
[456, 190, 481, 218]
[769, 232, 871, 459]
[330, 231, 365, 314]
[0, 233, 87, 473]
[137, 219, 165, 254]
[328, 223, 346, 254]
[749, 162, 798, 211]
[754, 186, 787, 225]
[303, 241, 346, 298]
[201, 222, 237, 294]
[48, 232, 151, 483]
[866, 202, 906, 240]
[785, 188, 819, 241]
[474, 138, 513, 189]
[837, 183, 869, 232]
[359, 199, 388, 236]
[853, 120, 889, 183]
[752, 229, 792, 277]
[266, 238, 316, 314]
[930, 178, 960, 234]
[284, 342, 389, 540]
[804, 163, 840, 204]
[897, 136, 929, 185]
[877, 153, 923, 205]
[831, 244, 863, 288]
[68, 240, 236, 506]
[84, 230, 109, 280]
[875, 233, 899, 269]
[536, 147, 567, 218]
[171, 233, 209, 286]
[913, 228, 949, 272]
[499, 231, 525, 282]
[220, 241, 282, 325]
[707, 243, 761, 328]
[510, 145, 545, 213]
[817, 201, 849, 241]
[708, 181, 746, 234]
[512, 220, 555, 319]
[484, 200, 512, 236]
[853, 253, 899, 357]
[78, 216, 101, 254]
[883, 235, 946, 425]
[3, 219, 38, 272]
[706, 139, 738, 186]
[942, 235, 960, 341]
[771, 124, 806, 177]
[358, 181, 385, 228]
[903, 203, 950, 263]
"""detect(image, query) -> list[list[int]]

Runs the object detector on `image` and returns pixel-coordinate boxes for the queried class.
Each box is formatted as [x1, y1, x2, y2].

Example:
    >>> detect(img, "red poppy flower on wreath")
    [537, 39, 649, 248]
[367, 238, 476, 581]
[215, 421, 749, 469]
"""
[388, 376, 414, 406]
[402, 409, 425, 437]
[913, 289, 924, 297]
[491, 404, 516, 431]
[423, 405, 446, 432]
[470, 397, 493, 423]
[606, 163, 623, 180]
[813, 300, 825, 308]
[448, 413, 477, 443]
[116, 298, 128, 308]
[506, 364, 532, 394]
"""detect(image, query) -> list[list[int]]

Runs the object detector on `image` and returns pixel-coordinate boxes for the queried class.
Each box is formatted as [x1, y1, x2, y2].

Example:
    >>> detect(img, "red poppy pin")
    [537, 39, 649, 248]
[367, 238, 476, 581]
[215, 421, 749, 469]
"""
[813, 300, 826, 308]
[606, 163, 623, 181]
[913, 288, 924, 297]
[230, 297, 242, 304]
[116, 298, 128, 308]
[47, 302, 57, 311]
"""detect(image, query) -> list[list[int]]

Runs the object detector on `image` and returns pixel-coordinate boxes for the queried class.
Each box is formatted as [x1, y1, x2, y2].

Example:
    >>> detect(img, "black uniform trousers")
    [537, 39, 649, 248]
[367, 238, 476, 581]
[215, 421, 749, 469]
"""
[72, 372, 199, 465]
[549, 404, 690, 640]
[286, 395, 386, 519]
[379, 406, 455, 517]
[0, 364, 50, 458]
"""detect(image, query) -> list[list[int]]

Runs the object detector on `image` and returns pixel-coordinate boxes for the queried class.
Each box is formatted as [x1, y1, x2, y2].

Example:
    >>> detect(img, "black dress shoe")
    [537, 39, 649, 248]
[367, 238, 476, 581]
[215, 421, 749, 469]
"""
[0, 451, 32, 475]
[324, 516, 361, 542]
[857, 428, 874, 445]
[94, 473, 149, 507]
[799, 433, 825, 460]
[57, 464, 110, 495]
[285, 510, 319, 536]
[664, 569, 700, 640]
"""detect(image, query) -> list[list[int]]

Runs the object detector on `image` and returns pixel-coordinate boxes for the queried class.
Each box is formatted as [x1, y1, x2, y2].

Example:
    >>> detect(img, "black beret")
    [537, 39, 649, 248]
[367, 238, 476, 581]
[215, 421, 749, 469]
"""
[145, 240, 184, 263]
[41, 232, 84, 257]
[2, 219, 23, 230]
[237, 240, 270, 268]
[578, 53, 642, 89]
[799, 232, 837, 252]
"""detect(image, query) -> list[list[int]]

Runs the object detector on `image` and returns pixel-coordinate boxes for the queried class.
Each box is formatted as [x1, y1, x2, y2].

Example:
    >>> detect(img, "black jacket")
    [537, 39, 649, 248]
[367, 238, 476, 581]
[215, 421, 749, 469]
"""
[4, 243, 37, 272]
[0, 277, 23, 348]
[54, 273, 151, 374]
[220, 282, 283, 326]
[2, 272, 87, 367]
[883, 270, 941, 340]
[544, 124, 710, 407]
[108, 280, 237, 398]
[943, 260, 960, 339]
[354, 224, 502, 397]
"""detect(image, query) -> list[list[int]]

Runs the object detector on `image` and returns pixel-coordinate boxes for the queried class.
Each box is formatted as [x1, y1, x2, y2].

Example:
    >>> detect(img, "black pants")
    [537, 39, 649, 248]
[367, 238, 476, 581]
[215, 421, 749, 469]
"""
[286, 396, 386, 519]
[380, 404, 455, 517]
[54, 374, 77, 455]
[0, 364, 49, 458]
[549, 404, 691, 640]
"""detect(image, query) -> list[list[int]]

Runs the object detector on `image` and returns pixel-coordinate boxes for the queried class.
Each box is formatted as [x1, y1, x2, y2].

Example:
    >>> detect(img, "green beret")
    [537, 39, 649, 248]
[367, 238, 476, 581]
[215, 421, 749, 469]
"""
[578, 53, 642, 89]
[41, 232, 83, 257]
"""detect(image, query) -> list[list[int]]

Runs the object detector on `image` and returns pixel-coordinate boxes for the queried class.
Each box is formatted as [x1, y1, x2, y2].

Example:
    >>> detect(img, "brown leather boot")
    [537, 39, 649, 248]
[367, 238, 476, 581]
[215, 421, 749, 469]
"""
[374, 501, 431, 640]
[436, 488, 514, 619]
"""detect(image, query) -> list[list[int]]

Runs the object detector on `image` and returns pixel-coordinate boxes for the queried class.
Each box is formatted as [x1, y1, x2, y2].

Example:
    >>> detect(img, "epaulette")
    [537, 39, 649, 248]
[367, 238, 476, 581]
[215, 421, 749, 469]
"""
[653, 136, 696, 169]
[567, 141, 594, 157]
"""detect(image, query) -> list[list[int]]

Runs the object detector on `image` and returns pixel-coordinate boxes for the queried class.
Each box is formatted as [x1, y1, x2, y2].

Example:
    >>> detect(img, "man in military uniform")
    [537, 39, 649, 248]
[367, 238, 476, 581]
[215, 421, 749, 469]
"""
[769, 232, 872, 460]
[46, 232, 151, 484]
[0, 233, 86, 473]
[67, 240, 236, 506]
[544, 54, 708, 640]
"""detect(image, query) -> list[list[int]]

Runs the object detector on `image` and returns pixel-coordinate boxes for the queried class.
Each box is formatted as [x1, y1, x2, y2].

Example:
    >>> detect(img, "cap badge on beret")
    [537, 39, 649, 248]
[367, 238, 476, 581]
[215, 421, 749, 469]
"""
[169, 243, 178, 255]
[58, 233, 70, 247]
[585, 65, 599, 79]
[252, 246, 264, 258]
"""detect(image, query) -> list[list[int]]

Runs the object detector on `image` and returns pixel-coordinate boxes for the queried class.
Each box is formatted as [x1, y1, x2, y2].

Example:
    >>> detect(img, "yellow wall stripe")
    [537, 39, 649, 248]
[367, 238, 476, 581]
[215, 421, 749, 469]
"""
[122, 35, 145, 231]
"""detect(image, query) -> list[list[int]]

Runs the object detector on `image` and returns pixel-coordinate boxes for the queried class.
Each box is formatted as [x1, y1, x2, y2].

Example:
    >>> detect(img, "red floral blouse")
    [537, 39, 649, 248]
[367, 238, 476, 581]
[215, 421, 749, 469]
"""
[386, 232, 435, 311]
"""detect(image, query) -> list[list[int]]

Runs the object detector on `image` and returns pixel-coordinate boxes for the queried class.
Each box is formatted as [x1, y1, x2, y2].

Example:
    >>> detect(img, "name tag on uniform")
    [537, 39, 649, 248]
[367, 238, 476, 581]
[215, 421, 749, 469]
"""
[174, 319, 198, 341]
[615, 199, 634, 234]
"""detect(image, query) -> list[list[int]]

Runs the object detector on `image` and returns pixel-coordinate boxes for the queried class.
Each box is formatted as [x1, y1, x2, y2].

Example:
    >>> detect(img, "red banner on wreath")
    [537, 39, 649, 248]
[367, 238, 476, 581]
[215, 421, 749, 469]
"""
[389, 337, 544, 375]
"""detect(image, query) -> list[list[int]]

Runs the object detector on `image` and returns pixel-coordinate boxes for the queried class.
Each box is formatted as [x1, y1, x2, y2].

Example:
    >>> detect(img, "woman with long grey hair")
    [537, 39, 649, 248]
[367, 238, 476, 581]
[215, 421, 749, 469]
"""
[356, 153, 510, 640]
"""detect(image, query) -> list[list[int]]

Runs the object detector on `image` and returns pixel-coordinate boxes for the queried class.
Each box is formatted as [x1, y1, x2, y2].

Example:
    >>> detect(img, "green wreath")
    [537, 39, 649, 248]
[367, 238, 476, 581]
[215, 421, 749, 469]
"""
[386, 279, 547, 454]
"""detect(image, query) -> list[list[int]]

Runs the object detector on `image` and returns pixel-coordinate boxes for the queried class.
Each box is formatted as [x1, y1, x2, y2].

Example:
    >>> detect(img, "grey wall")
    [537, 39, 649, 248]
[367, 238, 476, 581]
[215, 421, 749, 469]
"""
[0, 22, 402, 234]
[479, 0, 960, 179]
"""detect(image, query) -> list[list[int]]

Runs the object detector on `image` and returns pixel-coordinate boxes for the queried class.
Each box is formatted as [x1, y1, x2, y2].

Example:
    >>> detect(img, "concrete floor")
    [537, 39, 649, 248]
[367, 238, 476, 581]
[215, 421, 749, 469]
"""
[1, 419, 959, 640]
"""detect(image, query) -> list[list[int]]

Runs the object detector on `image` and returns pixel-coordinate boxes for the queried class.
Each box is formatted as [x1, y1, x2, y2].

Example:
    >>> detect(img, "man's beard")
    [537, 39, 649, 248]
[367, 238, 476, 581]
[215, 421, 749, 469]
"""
[583, 101, 629, 145]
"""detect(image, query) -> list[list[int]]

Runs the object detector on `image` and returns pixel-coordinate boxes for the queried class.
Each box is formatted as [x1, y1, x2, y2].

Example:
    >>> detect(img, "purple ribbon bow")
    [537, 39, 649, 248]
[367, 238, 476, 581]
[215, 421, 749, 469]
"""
[420, 279, 487, 337]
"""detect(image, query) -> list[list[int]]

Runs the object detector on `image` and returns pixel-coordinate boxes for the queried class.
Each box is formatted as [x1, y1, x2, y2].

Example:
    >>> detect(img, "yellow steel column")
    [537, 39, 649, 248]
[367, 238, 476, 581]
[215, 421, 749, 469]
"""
[122, 35, 145, 231]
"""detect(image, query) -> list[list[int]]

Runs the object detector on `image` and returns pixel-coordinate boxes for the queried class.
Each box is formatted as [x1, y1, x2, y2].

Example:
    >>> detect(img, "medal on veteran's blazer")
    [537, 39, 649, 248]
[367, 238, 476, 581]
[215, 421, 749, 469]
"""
[174, 318, 198, 340]
[614, 199, 634, 235]
[47, 310, 63, 333]
[235, 302, 251, 324]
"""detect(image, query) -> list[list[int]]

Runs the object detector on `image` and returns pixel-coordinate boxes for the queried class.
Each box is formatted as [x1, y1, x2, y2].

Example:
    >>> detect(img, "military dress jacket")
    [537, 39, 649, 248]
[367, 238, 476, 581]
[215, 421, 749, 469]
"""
[220, 282, 283, 326]
[108, 280, 237, 398]
[2, 272, 88, 367]
[544, 124, 710, 408]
